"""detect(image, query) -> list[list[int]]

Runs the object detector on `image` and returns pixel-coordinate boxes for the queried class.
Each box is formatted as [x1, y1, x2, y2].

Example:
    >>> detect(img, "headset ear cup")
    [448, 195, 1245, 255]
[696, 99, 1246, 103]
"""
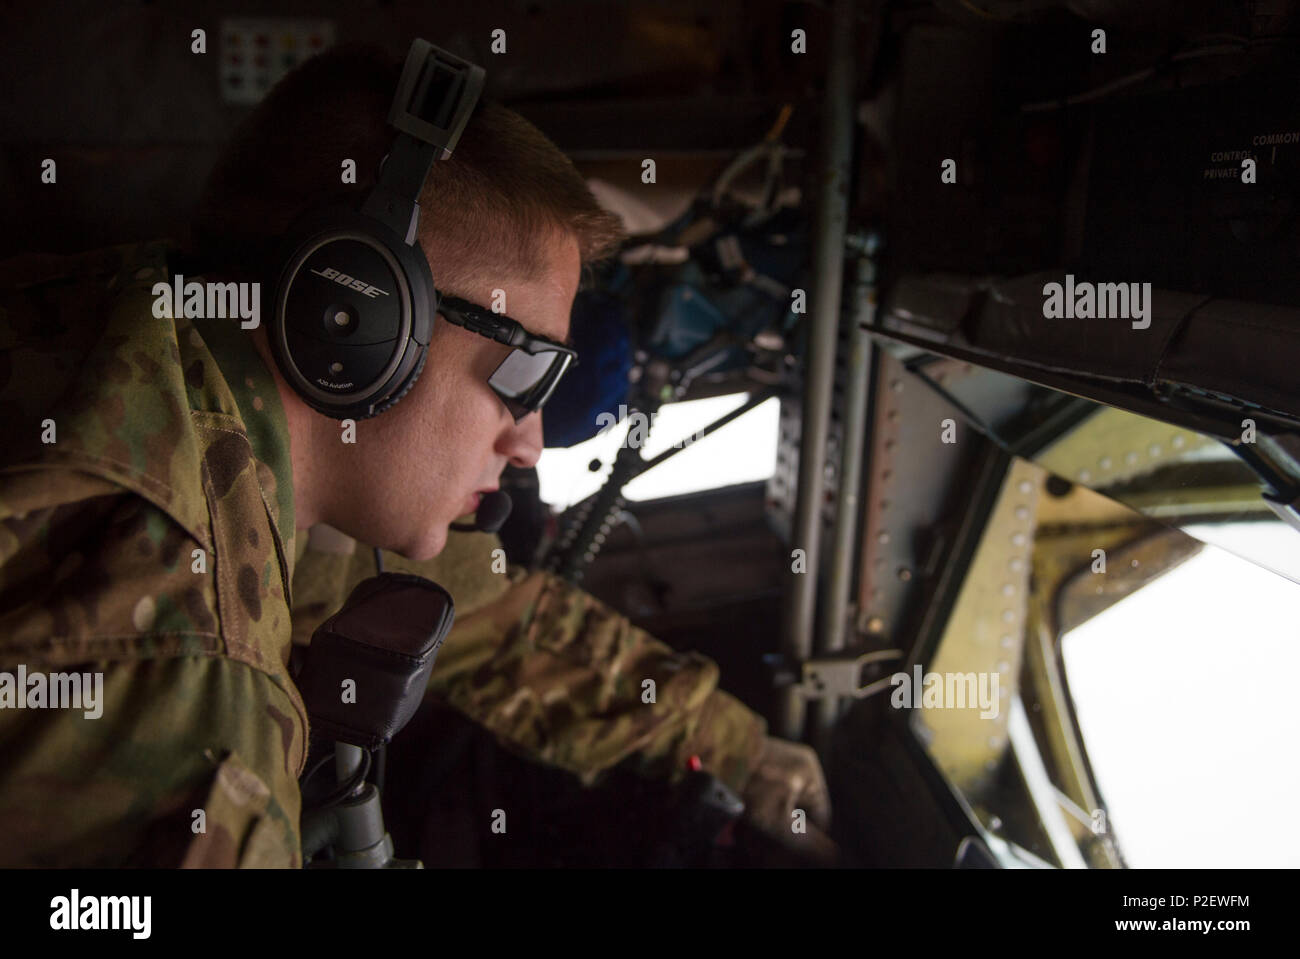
[364, 341, 427, 419]
[270, 208, 435, 421]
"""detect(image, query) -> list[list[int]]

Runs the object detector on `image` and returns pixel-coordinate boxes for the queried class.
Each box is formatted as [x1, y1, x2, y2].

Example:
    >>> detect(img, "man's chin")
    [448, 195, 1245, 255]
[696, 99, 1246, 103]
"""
[392, 524, 448, 564]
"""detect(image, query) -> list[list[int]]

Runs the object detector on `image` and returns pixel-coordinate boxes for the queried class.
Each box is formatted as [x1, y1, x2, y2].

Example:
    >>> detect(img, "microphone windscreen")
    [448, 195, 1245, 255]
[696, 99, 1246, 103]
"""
[475, 490, 513, 533]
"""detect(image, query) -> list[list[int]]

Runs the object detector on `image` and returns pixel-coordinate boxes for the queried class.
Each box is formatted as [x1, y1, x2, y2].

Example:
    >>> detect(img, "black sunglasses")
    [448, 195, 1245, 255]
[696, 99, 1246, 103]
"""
[435, 291, 578, 423]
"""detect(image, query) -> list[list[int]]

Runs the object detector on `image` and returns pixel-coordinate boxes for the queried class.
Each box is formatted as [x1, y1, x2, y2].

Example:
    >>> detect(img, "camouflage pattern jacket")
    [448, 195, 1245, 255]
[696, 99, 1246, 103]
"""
[0, 241, 766, 868]
[292, 528, 767, 795]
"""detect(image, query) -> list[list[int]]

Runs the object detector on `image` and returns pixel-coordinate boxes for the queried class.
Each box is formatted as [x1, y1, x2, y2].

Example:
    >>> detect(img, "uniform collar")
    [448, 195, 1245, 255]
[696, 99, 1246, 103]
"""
[188, 311, 297, 558]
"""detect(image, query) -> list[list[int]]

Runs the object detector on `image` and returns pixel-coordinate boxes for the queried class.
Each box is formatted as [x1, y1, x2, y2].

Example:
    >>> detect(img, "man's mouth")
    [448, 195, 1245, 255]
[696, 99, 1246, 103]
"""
[462, 487, 499, 517]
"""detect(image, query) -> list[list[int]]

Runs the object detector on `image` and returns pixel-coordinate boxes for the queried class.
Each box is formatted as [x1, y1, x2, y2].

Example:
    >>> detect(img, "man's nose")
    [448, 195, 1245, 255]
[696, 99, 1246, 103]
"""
[498, 410, 544, 469]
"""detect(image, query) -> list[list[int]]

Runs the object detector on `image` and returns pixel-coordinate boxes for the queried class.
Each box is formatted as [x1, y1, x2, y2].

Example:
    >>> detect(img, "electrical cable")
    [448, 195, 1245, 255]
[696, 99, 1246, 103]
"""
[315, 749, 373, 810]
[301, 747, 374, 810]
[300, 752, 335, 793]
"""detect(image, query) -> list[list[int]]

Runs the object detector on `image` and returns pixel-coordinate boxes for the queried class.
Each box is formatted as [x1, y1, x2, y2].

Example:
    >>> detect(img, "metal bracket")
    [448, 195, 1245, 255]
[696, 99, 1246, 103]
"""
[775, 647, 903, 701]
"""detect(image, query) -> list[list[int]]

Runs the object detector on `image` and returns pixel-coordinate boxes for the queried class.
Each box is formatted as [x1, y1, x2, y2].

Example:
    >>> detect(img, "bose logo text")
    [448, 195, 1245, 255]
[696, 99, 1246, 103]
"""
[310, 267, 389, 299]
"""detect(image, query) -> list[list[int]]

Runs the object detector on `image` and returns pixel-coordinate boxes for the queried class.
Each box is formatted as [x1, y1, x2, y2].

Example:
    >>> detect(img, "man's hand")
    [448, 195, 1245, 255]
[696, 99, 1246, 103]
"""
[737, 736, 839, 866]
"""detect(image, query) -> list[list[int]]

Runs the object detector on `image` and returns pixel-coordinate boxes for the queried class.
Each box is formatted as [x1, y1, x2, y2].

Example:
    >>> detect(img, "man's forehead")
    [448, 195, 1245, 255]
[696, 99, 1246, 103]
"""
[479, 238, 580, 345]
[431, 230, 579, 344]
[531, 234, 581, 341]
[513, 272, 575, 344]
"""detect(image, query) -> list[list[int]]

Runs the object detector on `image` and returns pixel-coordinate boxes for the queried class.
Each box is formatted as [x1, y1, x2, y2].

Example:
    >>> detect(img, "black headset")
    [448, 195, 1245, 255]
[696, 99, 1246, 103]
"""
[268, 40, 485, 422]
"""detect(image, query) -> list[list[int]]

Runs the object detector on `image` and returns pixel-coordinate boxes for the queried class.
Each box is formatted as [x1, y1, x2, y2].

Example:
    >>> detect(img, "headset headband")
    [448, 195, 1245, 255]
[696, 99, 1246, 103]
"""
[362, 41, 486, 244]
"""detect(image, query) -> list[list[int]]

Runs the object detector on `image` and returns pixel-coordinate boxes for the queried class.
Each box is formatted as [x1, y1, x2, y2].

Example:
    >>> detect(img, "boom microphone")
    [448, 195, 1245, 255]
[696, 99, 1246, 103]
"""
[449, 490, 512, 533]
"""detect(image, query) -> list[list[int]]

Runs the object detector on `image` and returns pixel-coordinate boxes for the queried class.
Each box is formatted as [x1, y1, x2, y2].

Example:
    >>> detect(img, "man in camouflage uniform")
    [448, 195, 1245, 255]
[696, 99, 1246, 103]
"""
[0, 241, 832, 866]
[0, 45, 832, 867]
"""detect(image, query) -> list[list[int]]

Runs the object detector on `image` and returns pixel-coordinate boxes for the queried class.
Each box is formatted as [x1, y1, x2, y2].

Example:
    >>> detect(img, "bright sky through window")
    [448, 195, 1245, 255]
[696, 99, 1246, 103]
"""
[537, 394, 781, 510]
